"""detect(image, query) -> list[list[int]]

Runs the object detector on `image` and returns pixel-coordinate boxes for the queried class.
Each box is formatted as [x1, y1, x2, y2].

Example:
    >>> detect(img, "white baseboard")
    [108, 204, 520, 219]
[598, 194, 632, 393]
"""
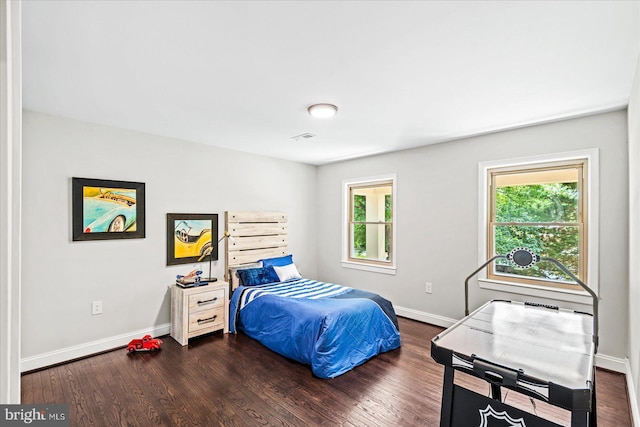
[396, 305, 626, 374]
[595, 352, 626, 373]
[394, 305, 457, 328]
[20, 323, 171, 373]
[626, 358, 640, 427]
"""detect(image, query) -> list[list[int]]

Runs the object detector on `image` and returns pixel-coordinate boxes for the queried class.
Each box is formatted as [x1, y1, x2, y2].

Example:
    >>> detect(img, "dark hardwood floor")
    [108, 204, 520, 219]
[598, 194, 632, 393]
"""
[22, 317, 631, 426]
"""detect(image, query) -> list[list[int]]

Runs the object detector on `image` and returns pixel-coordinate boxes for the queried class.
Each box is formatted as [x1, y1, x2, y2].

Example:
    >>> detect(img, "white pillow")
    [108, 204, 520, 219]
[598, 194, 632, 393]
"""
[273, 263, 301, 282]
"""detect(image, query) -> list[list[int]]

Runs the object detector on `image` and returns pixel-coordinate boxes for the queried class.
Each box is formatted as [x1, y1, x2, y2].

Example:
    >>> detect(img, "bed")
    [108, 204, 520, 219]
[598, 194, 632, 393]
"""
[225, 211, 401, 379]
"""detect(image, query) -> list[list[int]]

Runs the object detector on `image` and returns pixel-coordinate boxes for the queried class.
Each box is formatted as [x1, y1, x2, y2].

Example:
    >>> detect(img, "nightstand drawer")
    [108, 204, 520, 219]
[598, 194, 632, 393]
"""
[188, 289, 224, 312]
[188, 307, 224, 333]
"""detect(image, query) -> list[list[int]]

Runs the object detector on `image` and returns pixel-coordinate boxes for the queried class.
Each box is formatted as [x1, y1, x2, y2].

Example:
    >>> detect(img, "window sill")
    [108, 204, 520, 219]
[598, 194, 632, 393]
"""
[341, 261, 396, 275]
[478, 278, 594, 306]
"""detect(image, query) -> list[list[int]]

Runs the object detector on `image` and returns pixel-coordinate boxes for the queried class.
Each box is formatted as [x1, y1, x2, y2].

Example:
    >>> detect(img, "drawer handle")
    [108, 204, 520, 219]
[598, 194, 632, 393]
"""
[197, 297, 218, 305]
[197, 315, 218, 325]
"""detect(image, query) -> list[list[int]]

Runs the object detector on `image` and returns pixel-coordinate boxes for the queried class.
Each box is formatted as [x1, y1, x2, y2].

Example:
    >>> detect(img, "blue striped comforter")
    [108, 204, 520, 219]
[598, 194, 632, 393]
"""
[229, 278, 401, 378]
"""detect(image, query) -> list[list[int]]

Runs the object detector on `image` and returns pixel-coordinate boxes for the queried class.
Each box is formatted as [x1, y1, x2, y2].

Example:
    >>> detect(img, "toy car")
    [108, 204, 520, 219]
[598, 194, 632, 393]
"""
[126, 335, 163, 353]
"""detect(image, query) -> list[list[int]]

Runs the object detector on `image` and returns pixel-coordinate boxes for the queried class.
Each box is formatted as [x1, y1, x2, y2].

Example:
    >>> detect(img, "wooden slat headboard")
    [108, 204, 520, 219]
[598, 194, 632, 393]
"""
[225, 211, 288, 288]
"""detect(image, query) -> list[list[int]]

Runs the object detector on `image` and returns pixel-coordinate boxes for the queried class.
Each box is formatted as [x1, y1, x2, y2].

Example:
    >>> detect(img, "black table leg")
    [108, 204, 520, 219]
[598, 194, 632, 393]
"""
[571, 412, 588, 427]
[440, 365, 455, 427]
[590, 372, 597, 427]
[490, 383, 501, 402]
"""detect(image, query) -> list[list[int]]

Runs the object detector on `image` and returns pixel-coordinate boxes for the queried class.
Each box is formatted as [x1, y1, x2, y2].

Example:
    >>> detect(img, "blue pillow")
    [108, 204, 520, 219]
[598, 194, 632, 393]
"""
[236, 266, 279, 286]
[261, 254, 293, 267]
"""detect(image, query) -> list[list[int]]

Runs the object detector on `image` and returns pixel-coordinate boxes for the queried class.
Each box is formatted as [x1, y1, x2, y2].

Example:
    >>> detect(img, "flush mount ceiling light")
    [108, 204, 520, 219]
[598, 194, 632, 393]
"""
[307, 103, 338, 118]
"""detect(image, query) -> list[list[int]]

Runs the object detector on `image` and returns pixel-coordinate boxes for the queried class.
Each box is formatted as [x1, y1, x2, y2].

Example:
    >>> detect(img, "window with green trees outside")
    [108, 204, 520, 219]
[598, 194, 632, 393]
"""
[488, 160, 587, 289]
[348, 181, 393, 265]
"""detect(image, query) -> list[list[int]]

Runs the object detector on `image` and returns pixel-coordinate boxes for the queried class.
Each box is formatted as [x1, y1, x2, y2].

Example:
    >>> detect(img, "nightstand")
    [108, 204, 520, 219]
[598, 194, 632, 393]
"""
[171, 281, 229, 346]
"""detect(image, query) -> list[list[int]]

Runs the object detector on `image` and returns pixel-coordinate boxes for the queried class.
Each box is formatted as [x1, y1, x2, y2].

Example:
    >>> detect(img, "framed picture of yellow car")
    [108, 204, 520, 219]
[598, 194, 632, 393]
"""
[166, 213, 218, 266]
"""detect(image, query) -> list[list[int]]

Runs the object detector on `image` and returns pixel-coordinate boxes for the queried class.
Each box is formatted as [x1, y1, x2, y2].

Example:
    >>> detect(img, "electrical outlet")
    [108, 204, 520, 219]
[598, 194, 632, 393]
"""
[91, 300, 103, 315]
[425, 282, 433, 294]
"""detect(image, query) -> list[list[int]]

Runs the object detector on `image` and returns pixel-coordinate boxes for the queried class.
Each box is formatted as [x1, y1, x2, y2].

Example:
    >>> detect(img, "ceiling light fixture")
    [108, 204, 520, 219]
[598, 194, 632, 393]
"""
[307, 103, 338, 118]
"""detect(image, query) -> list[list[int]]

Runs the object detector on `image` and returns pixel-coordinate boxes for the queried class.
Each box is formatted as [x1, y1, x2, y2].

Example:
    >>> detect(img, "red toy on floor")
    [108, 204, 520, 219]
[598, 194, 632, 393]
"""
[126, 335, 163, 353]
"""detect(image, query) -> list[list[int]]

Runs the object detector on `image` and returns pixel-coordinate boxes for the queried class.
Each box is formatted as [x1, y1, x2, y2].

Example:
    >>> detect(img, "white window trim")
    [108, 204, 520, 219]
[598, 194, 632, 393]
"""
[477, 149, 599, 305]
[342, 174, 397, 275]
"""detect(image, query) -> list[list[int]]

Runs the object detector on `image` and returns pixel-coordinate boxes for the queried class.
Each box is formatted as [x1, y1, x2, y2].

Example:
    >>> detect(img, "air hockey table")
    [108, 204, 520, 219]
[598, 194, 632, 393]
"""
[431, 249, 598, 427]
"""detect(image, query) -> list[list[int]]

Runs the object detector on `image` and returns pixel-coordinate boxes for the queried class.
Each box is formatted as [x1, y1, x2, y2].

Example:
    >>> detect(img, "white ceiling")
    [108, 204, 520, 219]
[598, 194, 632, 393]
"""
[21, 1, 640, 165]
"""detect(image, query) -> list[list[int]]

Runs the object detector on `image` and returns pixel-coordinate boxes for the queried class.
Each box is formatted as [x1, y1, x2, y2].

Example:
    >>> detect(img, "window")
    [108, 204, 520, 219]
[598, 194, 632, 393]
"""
[488, 160, 587, 290]
[479, 149, 599, 301]
[343, 175, 396, 274]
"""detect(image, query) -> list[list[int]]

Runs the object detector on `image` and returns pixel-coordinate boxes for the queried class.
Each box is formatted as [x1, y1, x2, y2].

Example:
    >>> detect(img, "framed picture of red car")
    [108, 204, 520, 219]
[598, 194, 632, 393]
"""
[72, 177, 146, 241]
[166, 213, 218, 266]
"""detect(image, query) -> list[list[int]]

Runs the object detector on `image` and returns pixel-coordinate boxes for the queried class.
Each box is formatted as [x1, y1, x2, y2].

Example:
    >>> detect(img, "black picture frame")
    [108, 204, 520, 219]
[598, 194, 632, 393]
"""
[72, 177, 146, 241]
[166, 213, 219, 266]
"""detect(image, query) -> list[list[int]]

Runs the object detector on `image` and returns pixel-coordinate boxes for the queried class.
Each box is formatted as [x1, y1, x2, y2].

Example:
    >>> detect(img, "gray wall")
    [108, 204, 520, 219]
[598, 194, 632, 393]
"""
[316, 110, 629, 361]
[21, 111, 318, 366]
